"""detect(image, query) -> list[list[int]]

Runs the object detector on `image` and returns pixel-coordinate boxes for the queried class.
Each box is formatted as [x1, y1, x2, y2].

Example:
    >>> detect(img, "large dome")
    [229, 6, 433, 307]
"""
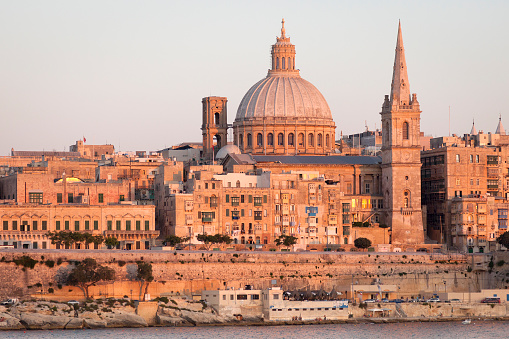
[235, 75, 333, 122]
[232, 20, 335, 156]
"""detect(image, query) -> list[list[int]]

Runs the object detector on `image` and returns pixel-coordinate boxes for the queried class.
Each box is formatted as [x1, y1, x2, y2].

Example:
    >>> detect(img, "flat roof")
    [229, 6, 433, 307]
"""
[253, 155, 382, 165]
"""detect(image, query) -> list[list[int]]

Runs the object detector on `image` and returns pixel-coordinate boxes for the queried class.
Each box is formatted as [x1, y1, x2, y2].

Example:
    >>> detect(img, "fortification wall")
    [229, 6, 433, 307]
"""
[0, 250, 484, 300]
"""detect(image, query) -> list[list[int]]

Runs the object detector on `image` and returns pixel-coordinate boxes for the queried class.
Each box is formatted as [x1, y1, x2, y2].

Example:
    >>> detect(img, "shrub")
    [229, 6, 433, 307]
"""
[155, 296, 169, 304]
[44, 260, 55, 268]
[117, 261, 126, 267]
[56, 258, 63, 266]
[13, 256, 38, 269]
[48, 288, 54, 294]
[496, 260, 505, 267]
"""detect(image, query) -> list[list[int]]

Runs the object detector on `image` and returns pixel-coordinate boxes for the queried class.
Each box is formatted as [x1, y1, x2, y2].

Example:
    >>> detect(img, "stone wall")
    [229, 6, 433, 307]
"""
[0, 250, 483, 301]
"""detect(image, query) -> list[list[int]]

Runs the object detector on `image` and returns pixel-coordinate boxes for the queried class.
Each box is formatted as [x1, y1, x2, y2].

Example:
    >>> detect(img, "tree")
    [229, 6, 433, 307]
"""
[104, 237, 119, 249]
[67, 258, 115, 298]
[137, 262, 154, 301]
[47, 231, 104, 249]
[275, 235, 297, 249]
[163, 235, 189, 247]
[354, 237, 372, 251]
[197, 233, 232, 250]
[497, 231, 509, 249]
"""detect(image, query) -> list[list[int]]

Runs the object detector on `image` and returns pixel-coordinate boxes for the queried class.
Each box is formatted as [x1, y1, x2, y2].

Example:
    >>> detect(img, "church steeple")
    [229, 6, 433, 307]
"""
[495, 114, 505, 135]
[470, 119, 477, 135]
[269, 19, 299, 77]
[390, 21, 412, 107]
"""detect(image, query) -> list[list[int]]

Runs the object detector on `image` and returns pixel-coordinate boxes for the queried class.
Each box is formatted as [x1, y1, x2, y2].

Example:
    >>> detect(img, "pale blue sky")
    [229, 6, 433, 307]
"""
[0, 0, 507, 154]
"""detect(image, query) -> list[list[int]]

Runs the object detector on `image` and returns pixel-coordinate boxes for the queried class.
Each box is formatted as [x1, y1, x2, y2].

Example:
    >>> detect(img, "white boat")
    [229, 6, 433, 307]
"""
[462, 319, 471, 325]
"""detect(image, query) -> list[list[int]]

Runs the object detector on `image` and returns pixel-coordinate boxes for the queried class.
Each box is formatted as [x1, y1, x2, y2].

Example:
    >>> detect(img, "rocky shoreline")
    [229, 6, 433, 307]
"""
[1, 298, 508, 331]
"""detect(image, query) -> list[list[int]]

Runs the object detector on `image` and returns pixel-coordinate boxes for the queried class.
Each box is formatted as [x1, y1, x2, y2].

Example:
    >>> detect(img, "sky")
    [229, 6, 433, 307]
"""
[0, 0, 508, 155]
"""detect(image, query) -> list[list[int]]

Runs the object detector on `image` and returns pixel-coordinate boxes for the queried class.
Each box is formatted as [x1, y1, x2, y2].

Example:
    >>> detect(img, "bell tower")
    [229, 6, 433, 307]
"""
[381, 22, 424, 244]
[201, 96, 228, 162]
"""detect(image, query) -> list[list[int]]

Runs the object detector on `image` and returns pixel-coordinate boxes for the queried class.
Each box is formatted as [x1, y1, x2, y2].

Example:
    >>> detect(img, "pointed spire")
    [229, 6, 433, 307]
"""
[390, 21, 411, 106]
[281, 18, 286, 39]
[470, 119, 477, 135]
[495, 113, 505, 135]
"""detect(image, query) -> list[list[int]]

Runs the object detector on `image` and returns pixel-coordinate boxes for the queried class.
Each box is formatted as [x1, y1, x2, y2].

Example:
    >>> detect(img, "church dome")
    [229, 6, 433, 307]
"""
[232, 19, 335, 156]
[215, 144, 241, 159]
[235, 75, 332, 122]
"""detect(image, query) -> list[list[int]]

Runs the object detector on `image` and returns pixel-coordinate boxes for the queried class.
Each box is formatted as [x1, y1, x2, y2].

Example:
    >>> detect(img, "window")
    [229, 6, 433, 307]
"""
[247, 133, 252, 147]
[317, 133, 322, 147]
[231, 196, 240, 206]
[455, 154, 460, 163]
[136, 220, 141, 230]
[469, 155, 473, 163]
[57, 193, 62, 203]
[251, 294, 260, 300]
[278, 133, 284, 146]
[55, 221, 60, 231]
[288, 133, 294, 146]
[126, 220, 131, 231]
[308, 133, 314, 146]
[116, 220, 121, 230]
[119, 195, 125, 201]
[298, 133, 304, 146]
[74, 220, 80, 231]
[476, 155, 480, 163]
[65, 220, 70, 230]
[254, 211, 263, 220]
[94, 220, 99, 230]
[68, 193, 73, 203]
[326, 134, 330, 147]
[267, 133, 274, 146]
[107, 220, 112, 230]
[3, 221, 8, 230]
[145, 220, 150, 231]
[85, 220, 90, 230]
[402, 122, 409, 140]
[98, 193, 104, 203]
[237, 294, 248, 300]
[29, 192, 43, 204]
[257, 133, 263, 147]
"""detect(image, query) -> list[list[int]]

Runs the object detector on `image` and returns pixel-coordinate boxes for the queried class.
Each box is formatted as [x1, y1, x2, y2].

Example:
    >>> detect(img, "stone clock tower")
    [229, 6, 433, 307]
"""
[381, 22, 424, 244]
[202, 96, 228, 162]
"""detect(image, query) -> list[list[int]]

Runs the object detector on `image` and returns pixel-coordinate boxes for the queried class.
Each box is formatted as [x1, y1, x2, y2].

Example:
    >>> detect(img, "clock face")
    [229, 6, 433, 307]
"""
[402, 151, 410, 160]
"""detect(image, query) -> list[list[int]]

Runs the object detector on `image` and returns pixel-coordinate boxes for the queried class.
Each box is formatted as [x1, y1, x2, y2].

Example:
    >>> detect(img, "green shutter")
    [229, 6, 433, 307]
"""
[107, 220, 112, 230]
[226, 209, 229, 217]
[94, 220, 99, 230]
[85, 220, 90, 230]
[248, 195, 252, 203]
[116, 220, 121, 230]
[65, 221, 70, 230]
[42, 220, 47, 231]
[74, 221, 79, 231]
[3, 221, 8, 231]
[32, 221, 38, 231]
[263, 195, 267, 203]
[145, 220, 149, 231]
[241, 209, 245, 217]
[136, 220, 141, 230]
[225, 195, 229, 203]
[55, 221, 60, 231]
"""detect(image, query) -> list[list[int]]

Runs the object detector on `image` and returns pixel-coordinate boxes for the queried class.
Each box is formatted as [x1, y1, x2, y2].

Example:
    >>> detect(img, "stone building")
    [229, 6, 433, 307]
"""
[0, 203, 157, 250]
[421, 129, 509, 247]
[450, 196, 508, 253]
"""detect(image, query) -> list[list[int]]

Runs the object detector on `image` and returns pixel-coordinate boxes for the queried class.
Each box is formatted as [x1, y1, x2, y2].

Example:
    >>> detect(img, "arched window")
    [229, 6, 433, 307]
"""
[282, 57, 285, 69]
[278, 133, 284, 146]
[214, 134, 221, 148]
[276, 57, 279, 69]
[267, 133, 274, 146]
[236, 180, 241, 188]
[288, 133, 295, 146]
[238, 134, 243, 147]
[308, 133, 314, 147]
[403, 122, 409, 140]
[257, 133, 263, 147]
[298, 133, 304, 146]
[404, 190, 411, 208]
[247, 133, 252, 147]
[326, 134, 330, 147]
[317, 133, 323, 147]
[214, 113, 220, 126]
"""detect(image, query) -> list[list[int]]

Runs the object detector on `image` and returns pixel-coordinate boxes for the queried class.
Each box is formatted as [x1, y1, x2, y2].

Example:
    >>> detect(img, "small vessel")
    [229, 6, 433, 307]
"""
[462, 319, 471, 325]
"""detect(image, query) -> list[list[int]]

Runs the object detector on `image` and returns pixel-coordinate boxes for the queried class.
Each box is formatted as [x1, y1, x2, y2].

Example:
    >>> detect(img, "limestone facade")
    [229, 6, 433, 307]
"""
[0, 203, 158, 250]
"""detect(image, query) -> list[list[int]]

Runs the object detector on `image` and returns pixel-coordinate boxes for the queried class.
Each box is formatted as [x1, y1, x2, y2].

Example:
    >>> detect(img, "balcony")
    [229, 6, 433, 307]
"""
[202, 217, 213, 222]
